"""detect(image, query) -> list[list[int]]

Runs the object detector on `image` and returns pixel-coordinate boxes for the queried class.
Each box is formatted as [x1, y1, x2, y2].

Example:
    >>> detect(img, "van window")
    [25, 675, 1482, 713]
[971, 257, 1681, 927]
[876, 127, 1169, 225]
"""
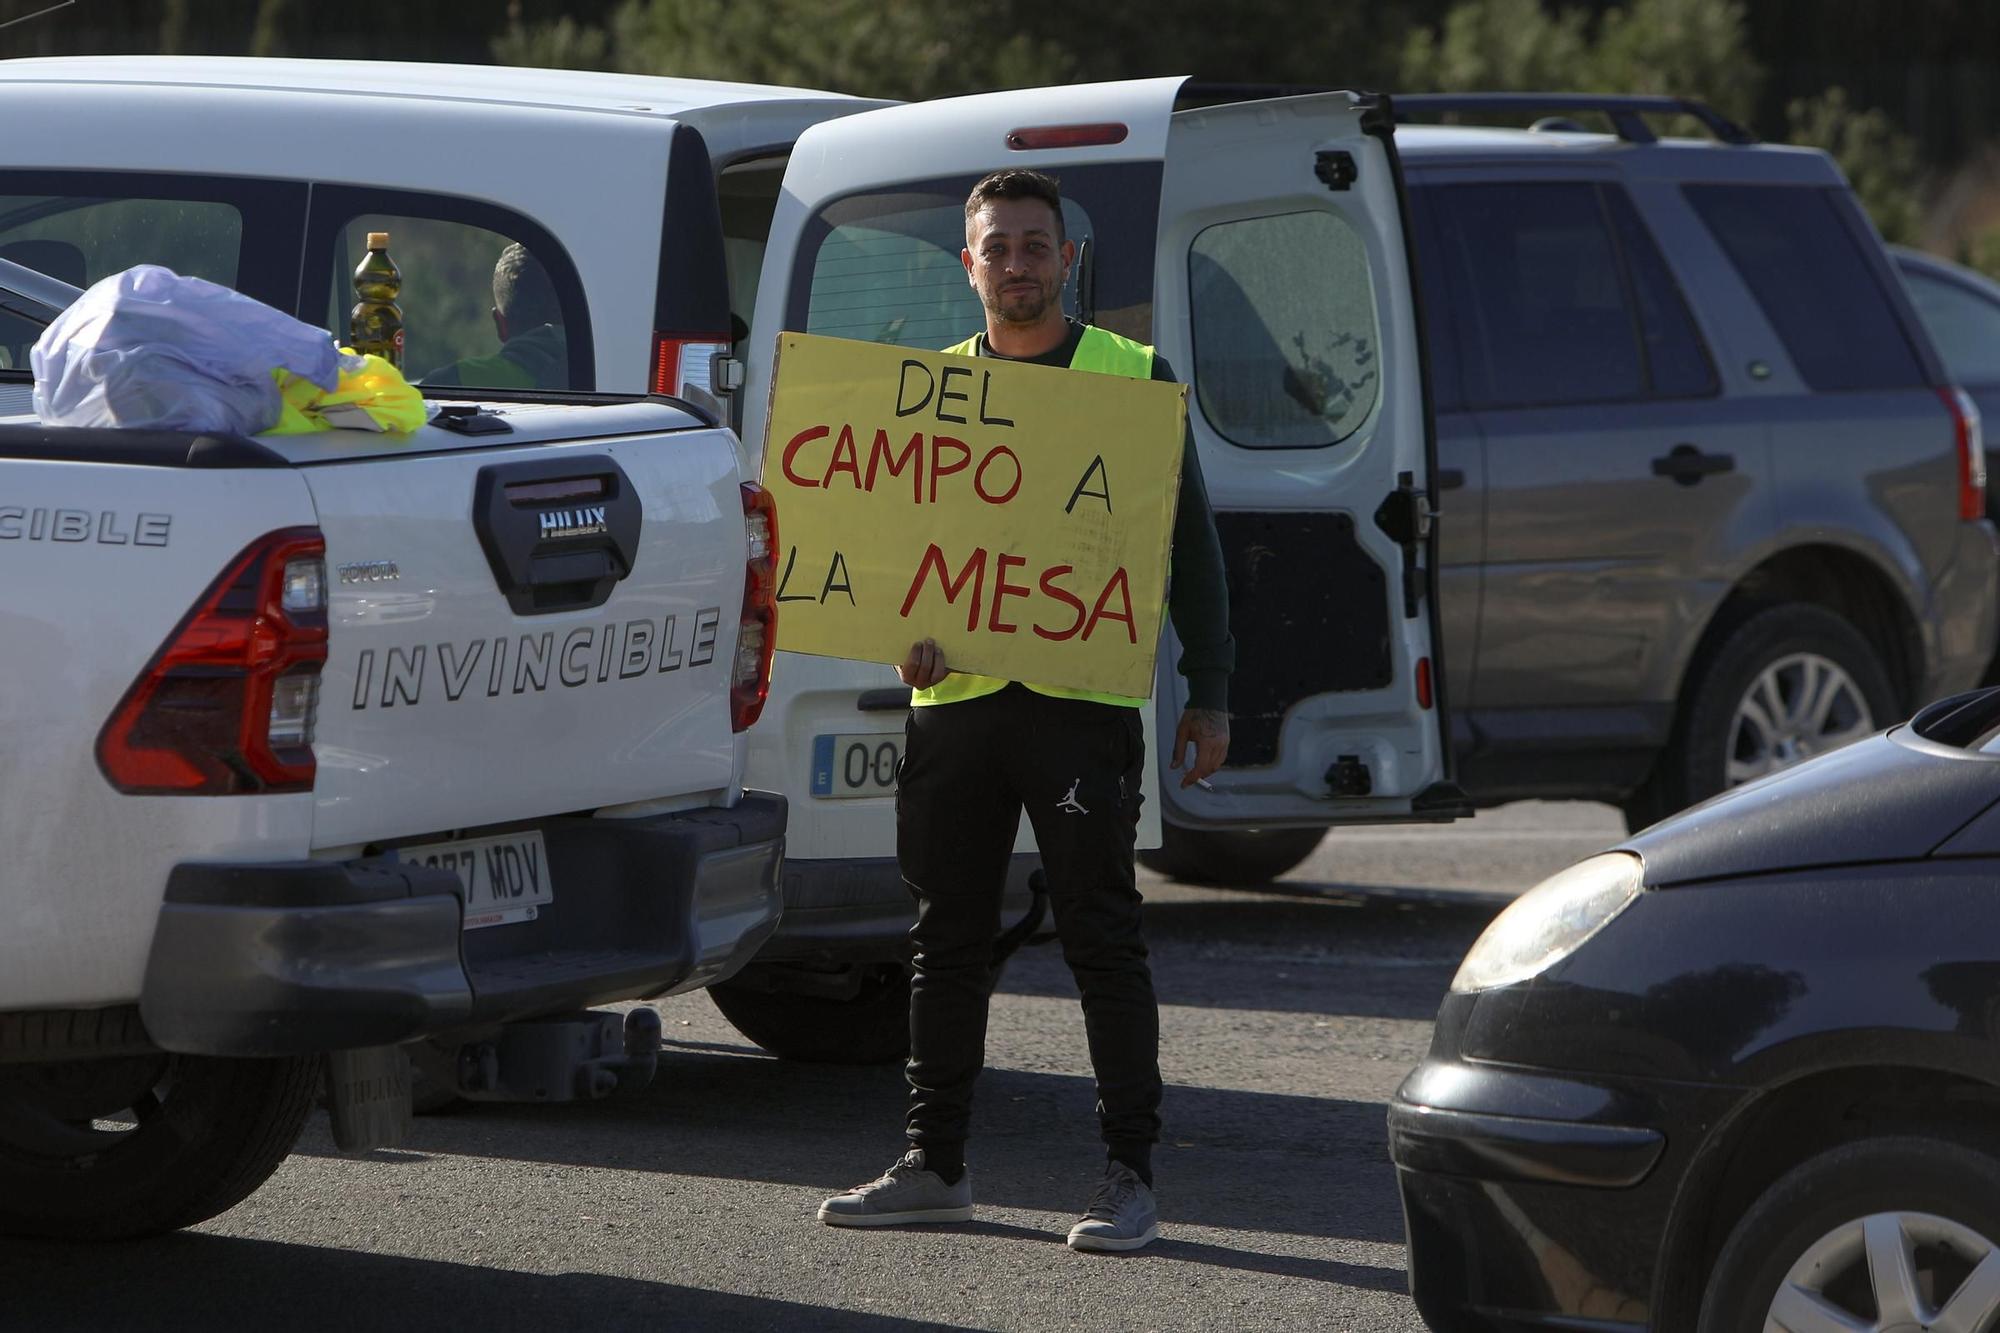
[304, 187, 591, 392]
[1901, 267, 2000, 388]
[786, 164, 1163, 351]
[1427, 182, 1645, 410]
[1685, 184, 1926, 393]
[804, 194, 1090, 350]
[1188, 210, 1381, 448]
[0, 172, 307, 382]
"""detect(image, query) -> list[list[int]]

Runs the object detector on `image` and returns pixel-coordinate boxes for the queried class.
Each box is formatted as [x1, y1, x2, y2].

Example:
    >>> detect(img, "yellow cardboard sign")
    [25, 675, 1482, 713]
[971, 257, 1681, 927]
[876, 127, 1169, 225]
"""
[761, 333, 1187, 698]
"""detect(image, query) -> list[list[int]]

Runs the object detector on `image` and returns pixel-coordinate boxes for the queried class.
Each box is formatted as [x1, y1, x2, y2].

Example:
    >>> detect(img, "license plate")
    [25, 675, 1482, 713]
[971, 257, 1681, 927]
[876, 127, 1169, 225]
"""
[812, 732, 902, 798]
[400, 830, 553, 930]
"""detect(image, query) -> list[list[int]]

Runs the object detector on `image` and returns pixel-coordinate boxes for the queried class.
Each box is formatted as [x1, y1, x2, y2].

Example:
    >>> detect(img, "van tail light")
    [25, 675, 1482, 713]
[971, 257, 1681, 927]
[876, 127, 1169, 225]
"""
[1943, 387, 1987, 521]
[1416, 656, 1434, 711]
[97, 528, 328, 794]
[652, 333, 732, 400]
[732, 483, 778, 733]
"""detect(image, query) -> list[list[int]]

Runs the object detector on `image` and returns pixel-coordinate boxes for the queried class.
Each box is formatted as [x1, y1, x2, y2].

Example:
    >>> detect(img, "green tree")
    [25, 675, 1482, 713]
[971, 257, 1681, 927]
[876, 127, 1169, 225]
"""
[1785, 87, 1922, 245]
[1400, 0, 1762, 124]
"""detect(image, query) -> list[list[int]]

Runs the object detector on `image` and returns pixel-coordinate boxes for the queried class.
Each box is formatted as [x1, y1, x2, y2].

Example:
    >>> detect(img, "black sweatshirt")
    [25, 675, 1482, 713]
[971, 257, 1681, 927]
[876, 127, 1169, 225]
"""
[966, 320, 1235, 711]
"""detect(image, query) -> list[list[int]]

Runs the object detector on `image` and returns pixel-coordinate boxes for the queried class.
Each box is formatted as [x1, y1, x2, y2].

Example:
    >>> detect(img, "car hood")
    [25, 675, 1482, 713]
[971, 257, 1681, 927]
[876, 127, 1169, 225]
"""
[1623, 723, 2000, 887]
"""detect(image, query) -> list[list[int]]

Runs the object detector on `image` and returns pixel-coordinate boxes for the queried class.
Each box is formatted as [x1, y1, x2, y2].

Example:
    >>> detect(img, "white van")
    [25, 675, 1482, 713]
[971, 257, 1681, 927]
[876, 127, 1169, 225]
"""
[0, 61, 1460, 1069]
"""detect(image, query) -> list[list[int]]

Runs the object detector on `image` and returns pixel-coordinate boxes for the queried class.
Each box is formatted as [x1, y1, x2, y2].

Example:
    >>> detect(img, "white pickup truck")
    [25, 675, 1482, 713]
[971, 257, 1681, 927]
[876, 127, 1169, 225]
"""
[0, 58, 1458, 1080]
[0, 255, 785, 1238]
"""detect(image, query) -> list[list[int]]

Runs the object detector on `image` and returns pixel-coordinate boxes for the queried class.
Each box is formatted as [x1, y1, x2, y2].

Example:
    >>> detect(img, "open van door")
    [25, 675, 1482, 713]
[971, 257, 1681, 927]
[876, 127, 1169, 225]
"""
[1150, 90, 1464, 853]
[739, 80, 1460, 882]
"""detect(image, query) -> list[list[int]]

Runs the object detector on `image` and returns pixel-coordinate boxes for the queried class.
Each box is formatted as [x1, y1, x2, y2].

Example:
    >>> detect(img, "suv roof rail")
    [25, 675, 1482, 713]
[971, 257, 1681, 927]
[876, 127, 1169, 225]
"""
[1393, 93, 1758, 146]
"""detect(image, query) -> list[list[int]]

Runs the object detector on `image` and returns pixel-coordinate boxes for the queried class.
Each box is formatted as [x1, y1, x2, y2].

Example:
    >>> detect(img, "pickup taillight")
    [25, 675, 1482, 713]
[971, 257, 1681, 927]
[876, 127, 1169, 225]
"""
[652, 333, 732, 401]
[732, 483, 778, 733]
[96, 527, 328, 794]
[1944, 386, 1988, 521]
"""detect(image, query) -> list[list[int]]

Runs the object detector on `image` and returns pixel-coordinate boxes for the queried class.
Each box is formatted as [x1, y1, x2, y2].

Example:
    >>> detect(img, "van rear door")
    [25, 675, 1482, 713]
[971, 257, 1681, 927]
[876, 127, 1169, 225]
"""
[1152, 90, 1460, 829]
[741, 80, 1456, 863]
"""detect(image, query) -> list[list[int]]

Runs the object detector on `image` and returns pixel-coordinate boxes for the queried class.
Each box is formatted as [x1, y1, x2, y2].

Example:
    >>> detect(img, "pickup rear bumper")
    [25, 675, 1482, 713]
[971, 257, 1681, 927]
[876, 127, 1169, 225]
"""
[139, 794, 786, 1057]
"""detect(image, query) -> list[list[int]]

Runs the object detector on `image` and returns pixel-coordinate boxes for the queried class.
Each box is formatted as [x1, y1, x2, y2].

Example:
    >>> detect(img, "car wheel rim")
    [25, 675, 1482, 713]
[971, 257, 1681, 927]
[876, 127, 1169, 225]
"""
[1765, 1209, 2000, 1332]
[0, 1056, 177, 1162]
[1727, 652, 1874, 787]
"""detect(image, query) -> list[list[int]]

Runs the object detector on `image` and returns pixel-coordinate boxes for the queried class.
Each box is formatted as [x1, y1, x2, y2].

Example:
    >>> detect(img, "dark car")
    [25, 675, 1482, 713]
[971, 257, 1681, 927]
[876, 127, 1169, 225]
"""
[1390, 685, 2000, 1330]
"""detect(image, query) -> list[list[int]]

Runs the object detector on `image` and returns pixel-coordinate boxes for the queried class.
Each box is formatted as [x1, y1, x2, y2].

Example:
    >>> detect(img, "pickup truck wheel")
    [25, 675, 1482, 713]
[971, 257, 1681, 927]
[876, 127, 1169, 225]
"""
[710, 965, 911, 1065]
[1138, 824, 1326, 886]
[1639, 603, 1895, 829]
[0, 1053, 318, 1240]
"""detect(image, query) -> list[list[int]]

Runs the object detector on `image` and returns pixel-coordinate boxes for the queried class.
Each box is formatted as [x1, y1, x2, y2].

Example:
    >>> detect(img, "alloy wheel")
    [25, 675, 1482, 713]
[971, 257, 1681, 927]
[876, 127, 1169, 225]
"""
[1765, 1209, 2000, 1332]
[1727, 652, 1875, 787]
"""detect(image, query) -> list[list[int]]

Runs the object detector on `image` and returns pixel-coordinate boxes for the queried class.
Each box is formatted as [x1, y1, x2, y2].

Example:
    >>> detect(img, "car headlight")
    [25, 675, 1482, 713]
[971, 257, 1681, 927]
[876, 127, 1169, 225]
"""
[1450, 852, 1644, 994]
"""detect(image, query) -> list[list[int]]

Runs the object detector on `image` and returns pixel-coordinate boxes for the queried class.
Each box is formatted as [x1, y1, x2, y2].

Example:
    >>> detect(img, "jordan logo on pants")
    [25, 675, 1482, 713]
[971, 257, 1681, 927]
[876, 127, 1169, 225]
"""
[1057, 779, 1089, 815]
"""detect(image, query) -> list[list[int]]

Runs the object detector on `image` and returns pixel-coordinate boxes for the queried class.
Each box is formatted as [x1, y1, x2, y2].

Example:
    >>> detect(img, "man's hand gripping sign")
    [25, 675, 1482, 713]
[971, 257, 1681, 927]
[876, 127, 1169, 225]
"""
[761, 333, 1187, 700]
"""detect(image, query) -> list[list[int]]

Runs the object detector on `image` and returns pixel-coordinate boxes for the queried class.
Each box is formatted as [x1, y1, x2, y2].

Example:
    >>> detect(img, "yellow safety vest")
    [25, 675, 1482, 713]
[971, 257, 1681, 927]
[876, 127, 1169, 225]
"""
[912, 324, 1158, 709]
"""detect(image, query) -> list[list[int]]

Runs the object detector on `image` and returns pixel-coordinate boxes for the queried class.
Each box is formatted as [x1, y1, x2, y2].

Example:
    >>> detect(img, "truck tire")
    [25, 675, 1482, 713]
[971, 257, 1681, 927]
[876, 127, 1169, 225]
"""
[1699, 1135, 2000, 1332]
[710, 964, 911, 1065]
[1625, 603, 1896, 833]
[0, 1053, 318, 1240]
[1138, 824, 1326, 886]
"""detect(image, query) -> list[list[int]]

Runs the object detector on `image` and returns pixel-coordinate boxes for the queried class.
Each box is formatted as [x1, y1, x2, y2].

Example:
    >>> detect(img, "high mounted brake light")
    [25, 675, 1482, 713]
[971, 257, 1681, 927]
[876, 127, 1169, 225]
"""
[97, 528, 328, 794]
[1942, 386, 1987, 522]
[1005, 123, 1129, 151]
[732, 483, 779, 732]
[652, 333, 732, 401]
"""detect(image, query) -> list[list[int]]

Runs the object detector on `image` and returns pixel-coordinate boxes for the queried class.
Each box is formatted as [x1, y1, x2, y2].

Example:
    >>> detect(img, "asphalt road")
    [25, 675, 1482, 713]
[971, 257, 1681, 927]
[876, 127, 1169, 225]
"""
[2, 802, 1627, 1333]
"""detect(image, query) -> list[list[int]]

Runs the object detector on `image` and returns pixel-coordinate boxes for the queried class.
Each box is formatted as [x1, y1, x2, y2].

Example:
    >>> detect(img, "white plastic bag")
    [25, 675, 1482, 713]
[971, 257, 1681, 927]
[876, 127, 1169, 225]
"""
[30, 264, 340, 433]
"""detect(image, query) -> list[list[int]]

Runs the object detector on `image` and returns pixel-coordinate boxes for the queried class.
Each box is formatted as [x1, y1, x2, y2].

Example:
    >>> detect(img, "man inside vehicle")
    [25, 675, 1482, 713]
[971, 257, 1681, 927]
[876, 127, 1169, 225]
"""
[422, 241, 566, 390]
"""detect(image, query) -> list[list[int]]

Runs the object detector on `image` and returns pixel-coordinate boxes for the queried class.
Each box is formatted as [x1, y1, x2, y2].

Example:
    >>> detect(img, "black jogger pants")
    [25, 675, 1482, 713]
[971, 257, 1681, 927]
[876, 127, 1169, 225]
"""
[897, 683, 1160, 1156]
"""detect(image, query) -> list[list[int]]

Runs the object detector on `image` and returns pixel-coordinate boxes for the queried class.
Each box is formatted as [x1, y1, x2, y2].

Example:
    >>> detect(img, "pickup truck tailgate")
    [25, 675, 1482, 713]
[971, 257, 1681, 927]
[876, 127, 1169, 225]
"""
[275, 401, 747, 849]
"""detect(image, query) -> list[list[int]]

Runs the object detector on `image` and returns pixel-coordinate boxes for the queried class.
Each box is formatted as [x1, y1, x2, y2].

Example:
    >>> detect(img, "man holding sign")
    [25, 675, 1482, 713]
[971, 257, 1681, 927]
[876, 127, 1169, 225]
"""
[817, 170, 1233, 1253]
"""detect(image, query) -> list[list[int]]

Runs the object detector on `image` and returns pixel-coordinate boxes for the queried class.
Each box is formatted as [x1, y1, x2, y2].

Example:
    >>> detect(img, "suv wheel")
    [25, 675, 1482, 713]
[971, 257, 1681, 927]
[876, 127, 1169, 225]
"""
[1625, 604, 1895, 832]
[1137, 825, 1327, 886]
[0, 1053, 318, 1240]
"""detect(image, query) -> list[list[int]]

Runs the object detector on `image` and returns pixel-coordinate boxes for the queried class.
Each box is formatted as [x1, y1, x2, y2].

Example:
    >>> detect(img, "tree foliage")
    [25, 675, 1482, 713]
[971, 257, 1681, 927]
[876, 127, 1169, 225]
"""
[1785, 87, 1923, 246]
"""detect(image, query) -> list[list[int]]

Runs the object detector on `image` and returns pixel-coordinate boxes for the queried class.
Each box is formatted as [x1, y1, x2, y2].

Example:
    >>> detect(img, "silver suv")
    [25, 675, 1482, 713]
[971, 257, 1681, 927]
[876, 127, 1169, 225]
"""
[1391, 93, 1998, 834]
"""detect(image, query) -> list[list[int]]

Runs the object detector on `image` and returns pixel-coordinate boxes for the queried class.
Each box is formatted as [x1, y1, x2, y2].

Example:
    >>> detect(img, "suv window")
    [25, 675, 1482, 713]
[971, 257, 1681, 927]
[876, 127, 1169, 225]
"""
[304, 187, 591, 392]
[1188, 210, 1381, 448]
[1685, 184, 1926, 393]
[1900, 266, 2000, 387]
[1423, 181, 1716, 410]
[1426, 182, 1646, 409]
[786, 164, 1162, 351]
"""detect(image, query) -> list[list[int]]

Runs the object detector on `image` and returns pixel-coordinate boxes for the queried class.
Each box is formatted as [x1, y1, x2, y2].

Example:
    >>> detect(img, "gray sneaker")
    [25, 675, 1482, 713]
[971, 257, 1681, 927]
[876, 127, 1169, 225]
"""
[1066, 1161, 1160, 1252]
[817, 1149, 974, 1227]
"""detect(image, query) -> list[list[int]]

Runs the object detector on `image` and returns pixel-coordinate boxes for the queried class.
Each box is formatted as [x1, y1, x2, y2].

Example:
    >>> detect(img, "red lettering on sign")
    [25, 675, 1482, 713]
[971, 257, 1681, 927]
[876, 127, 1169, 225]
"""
[928, 436, 971, 504]
[867, 428, 924, 503]
[782, 424, 829, 488]
[1034, 565, 1087, 641]
[900, 543, 987, 630]
[989, 553, 1029, 633]
[1083, 567, 1136, 643]
[974, 446, 1023, 505]
[823, 423, 862, 488]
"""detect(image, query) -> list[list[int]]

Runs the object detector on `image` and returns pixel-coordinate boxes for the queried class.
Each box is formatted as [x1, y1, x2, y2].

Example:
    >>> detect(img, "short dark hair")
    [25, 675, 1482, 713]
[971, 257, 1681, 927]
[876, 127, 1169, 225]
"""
[493, 242, 561, 328]
[964, 169, 1065, 243]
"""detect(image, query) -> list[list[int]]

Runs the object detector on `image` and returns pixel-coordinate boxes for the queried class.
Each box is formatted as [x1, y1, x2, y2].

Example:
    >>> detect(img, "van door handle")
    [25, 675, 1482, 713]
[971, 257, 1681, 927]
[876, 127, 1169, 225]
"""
[1651, 445, 1734, 485]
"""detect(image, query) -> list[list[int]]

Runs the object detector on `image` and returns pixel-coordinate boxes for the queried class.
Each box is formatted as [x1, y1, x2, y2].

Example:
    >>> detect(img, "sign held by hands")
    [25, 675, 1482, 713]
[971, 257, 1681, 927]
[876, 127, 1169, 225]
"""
[761, 333, 1186, 699]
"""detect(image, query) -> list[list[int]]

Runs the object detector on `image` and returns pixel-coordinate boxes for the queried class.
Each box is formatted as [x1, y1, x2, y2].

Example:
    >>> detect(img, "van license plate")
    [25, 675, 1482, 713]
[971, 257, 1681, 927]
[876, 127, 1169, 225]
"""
[812, 733, 902, 798]
[400, 831, 553, 930]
